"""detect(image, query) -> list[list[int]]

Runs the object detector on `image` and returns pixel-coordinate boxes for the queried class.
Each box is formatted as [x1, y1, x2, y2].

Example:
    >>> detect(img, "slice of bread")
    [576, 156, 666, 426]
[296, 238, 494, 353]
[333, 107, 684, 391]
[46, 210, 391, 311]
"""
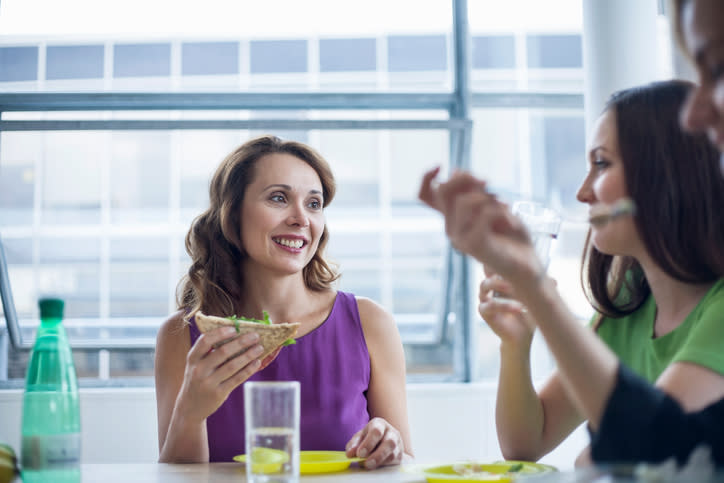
[195, 311, 300, 360]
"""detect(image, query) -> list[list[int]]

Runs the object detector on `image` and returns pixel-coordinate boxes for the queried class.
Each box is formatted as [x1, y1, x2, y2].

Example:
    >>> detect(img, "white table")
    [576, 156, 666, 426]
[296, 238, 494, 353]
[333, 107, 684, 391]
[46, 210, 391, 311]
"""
[79, 463, 421, 482]
[48, 462, 724, 482]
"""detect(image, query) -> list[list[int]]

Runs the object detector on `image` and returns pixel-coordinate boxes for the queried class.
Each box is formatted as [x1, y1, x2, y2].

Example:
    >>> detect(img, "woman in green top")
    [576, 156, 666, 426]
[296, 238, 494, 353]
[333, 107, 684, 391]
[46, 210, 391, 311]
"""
[442, 79, 724, 465]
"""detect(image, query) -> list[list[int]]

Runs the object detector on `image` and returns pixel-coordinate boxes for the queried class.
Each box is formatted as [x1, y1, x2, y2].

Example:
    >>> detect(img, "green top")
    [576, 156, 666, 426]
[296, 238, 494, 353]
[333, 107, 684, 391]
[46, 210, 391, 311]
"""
[595, 278, 724, 382]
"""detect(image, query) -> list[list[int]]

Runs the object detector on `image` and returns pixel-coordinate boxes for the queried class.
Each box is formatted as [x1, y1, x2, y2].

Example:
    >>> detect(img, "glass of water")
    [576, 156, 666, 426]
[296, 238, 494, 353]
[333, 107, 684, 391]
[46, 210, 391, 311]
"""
[491, 201, 562, 300]
[244, 381, 300, 483]
[512, 200, 562, 272]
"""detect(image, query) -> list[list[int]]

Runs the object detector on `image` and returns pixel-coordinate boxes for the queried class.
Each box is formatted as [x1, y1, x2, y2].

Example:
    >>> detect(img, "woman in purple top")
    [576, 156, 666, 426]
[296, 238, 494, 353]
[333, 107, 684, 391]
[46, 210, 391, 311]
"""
[154, 135, 413, 467]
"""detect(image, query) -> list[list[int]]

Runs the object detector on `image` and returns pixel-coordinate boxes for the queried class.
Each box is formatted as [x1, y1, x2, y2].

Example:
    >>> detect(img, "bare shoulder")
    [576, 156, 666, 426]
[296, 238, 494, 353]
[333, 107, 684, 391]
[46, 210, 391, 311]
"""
[354, 296, 397, 337]
[156, 310, 191, 362]
[158, 310, 189, 344]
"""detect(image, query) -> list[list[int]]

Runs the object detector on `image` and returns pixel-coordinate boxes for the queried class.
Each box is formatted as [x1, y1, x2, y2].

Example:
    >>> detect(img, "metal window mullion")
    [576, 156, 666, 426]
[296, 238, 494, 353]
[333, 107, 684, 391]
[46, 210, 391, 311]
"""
[98, 130, 113, 378]
[378, 128, 393, 312]
[0, 119, 469, 132]
[308, 35, 320, 90]
[38, 42, 46, 89]
[471, 92, 583, 109]
[170, 40, 182, 90]
[168, 131, 182, 315]
[451, 0, 474, 383]
[515, 29, 529, 90]
[0, 92, 456, 112]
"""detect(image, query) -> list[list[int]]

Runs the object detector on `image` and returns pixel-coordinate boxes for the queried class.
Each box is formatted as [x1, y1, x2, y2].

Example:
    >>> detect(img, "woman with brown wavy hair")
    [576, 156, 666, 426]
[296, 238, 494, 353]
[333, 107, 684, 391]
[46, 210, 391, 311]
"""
[155, 135, 412, 466]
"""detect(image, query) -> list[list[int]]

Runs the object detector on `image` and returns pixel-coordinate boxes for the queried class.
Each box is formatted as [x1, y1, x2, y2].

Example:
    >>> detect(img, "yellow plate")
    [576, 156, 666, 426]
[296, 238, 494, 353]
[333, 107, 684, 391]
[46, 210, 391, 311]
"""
[491, 460, 556, 475]
[422, 461, 556, 482]
[233, 447, 289, 474]
[234, 450, 364, 474]
[300, 450, 365, 474]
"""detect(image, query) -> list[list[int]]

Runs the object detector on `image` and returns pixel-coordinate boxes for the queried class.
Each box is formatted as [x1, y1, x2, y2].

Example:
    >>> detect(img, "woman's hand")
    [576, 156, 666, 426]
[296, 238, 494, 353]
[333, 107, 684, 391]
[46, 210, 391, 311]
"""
[345, 417, 405, 470]
[478, 276, 535, 349]
[174, 327, 269, 423]
[418, 168, 542, 286]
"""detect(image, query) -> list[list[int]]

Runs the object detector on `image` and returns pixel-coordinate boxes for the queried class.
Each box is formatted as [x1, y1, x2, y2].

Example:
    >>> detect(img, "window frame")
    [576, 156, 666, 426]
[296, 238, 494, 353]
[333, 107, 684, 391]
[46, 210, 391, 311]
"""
[0, 0, 584, 385]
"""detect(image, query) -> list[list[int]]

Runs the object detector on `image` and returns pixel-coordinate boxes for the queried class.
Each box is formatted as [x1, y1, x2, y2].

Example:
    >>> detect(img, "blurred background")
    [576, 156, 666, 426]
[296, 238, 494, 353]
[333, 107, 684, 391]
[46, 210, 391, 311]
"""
[0, 0, 674, 385]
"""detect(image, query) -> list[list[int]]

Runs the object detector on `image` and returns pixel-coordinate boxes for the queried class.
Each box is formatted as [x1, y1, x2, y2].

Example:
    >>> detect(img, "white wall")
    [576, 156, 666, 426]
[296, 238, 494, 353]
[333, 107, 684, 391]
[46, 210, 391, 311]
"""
[0, 384, 585, 470]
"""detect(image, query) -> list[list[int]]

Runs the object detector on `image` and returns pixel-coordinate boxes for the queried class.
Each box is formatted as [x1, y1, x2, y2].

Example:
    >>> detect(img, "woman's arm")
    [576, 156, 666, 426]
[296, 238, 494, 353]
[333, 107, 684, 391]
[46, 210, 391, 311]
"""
[655, 361, 724, 413]
[344, 296, 413, 469]
[155, 311, 209, 462]
[480, 278, 583, 460]
[512, 276, 620, 431]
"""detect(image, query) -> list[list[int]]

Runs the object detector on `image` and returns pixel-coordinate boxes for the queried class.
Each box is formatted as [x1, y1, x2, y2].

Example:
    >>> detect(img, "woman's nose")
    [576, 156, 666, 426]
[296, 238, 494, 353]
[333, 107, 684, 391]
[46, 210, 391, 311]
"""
[287, 205, 309, 226]
[576, 175, 594, 204]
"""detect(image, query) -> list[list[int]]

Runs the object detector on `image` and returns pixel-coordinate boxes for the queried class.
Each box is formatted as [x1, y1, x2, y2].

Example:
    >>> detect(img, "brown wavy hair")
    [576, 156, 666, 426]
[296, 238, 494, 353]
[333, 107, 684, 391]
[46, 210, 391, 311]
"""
[177, 135, 339, 319]
[581, 80, 724, 321]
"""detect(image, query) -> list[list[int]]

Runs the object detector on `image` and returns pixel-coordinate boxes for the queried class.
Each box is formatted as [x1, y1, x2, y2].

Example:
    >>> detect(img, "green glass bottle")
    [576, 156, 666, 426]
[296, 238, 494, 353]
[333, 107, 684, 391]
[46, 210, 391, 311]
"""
[21, 298, 81, 483]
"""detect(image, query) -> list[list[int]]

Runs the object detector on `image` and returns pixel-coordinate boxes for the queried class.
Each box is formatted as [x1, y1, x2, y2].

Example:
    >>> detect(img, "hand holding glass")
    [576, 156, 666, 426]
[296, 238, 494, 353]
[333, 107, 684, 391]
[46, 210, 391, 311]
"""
[492, 201, 561, 299]
[244, 381, 300, 483]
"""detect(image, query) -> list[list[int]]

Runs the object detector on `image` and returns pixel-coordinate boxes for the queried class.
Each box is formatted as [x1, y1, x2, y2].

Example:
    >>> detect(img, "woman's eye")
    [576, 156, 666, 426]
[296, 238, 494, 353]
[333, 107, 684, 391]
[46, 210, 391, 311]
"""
[308, 199, 322, 209]
[270, 193, 286, 203]
[592, 159, 609, 169]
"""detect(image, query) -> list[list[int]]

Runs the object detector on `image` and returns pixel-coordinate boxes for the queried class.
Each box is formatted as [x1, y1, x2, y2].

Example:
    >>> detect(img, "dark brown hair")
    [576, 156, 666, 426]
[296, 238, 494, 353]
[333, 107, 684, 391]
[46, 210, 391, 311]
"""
[582, 80, 724, 319]
[177, 135, 339, 319]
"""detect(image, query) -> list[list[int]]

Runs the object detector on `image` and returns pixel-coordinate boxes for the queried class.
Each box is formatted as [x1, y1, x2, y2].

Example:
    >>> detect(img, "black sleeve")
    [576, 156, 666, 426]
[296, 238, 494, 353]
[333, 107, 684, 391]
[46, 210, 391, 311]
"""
[589, 363, 724, 466]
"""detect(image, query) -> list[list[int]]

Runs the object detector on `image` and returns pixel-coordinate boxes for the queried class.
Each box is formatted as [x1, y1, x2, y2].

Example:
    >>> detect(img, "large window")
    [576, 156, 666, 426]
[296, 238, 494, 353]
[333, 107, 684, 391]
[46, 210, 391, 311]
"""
[0, 0, 587, 384]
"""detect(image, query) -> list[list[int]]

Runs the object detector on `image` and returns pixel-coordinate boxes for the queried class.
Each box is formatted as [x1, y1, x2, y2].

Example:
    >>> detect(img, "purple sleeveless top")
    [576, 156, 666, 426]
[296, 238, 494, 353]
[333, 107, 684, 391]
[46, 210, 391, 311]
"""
[188, 291, 371, 462]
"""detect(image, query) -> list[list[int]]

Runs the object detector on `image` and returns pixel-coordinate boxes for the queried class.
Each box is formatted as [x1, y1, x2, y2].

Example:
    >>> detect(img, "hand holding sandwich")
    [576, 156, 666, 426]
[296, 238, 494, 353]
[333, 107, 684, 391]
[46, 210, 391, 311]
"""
[157, 310, 298, 463]
[177, 327, 265, 423]
[176, 311, 300, 422]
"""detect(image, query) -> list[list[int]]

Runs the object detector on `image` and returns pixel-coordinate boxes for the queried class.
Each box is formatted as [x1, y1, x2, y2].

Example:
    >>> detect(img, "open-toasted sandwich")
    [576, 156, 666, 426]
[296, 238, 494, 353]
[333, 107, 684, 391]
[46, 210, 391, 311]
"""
[195, 311, 300, 359]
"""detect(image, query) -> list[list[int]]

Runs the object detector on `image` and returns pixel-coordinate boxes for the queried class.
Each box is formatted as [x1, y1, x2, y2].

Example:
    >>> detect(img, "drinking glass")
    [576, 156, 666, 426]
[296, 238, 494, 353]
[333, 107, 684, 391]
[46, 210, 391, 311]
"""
[491, 201, 561, 300]
[512, 200, 562, 272]
[244, 381, 300, 483]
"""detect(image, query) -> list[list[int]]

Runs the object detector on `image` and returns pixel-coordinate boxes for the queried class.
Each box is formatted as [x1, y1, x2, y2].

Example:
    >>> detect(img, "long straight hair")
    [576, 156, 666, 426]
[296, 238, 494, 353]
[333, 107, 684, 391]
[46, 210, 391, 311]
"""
[581, 80, 724, 319]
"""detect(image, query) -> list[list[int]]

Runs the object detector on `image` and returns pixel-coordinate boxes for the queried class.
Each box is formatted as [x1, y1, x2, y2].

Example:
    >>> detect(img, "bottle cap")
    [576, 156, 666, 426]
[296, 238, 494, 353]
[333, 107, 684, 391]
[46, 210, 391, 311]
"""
[38, 298, 64, 319]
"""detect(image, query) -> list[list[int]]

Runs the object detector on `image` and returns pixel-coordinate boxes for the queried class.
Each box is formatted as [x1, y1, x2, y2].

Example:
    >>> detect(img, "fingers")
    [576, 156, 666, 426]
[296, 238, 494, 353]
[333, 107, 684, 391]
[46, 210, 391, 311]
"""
[187, 328, 263, 382]
[213, 340, 264, 385]
[418, 168, 491, 220]
[346, 418, 404, 470]
[418, 166, 442, 210]
[345, 429, 363, 458]
[478, 297, 525, 321]
[187, 326, 238, 365]
[436, 171, 490, 217]
[479, 276, 513, 302]
[443, 189, 497, 255]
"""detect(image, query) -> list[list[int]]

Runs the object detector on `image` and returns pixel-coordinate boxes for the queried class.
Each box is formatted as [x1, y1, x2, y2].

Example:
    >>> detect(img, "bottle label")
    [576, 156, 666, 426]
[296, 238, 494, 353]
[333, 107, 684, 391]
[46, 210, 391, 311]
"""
[22, 433, 81, 470]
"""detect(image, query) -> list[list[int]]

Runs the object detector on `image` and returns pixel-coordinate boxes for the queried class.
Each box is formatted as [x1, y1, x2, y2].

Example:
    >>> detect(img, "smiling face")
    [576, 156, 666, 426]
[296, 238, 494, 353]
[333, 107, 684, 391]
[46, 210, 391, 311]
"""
[576, 109, 643, 257]
[240, 153, 326, 278]
[679, 0, 724, 158]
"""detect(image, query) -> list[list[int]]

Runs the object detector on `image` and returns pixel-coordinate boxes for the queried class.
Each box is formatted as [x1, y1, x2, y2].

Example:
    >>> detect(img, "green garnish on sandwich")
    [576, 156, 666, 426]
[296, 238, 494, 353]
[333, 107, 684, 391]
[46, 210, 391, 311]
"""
[227, 311, 296, 346]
